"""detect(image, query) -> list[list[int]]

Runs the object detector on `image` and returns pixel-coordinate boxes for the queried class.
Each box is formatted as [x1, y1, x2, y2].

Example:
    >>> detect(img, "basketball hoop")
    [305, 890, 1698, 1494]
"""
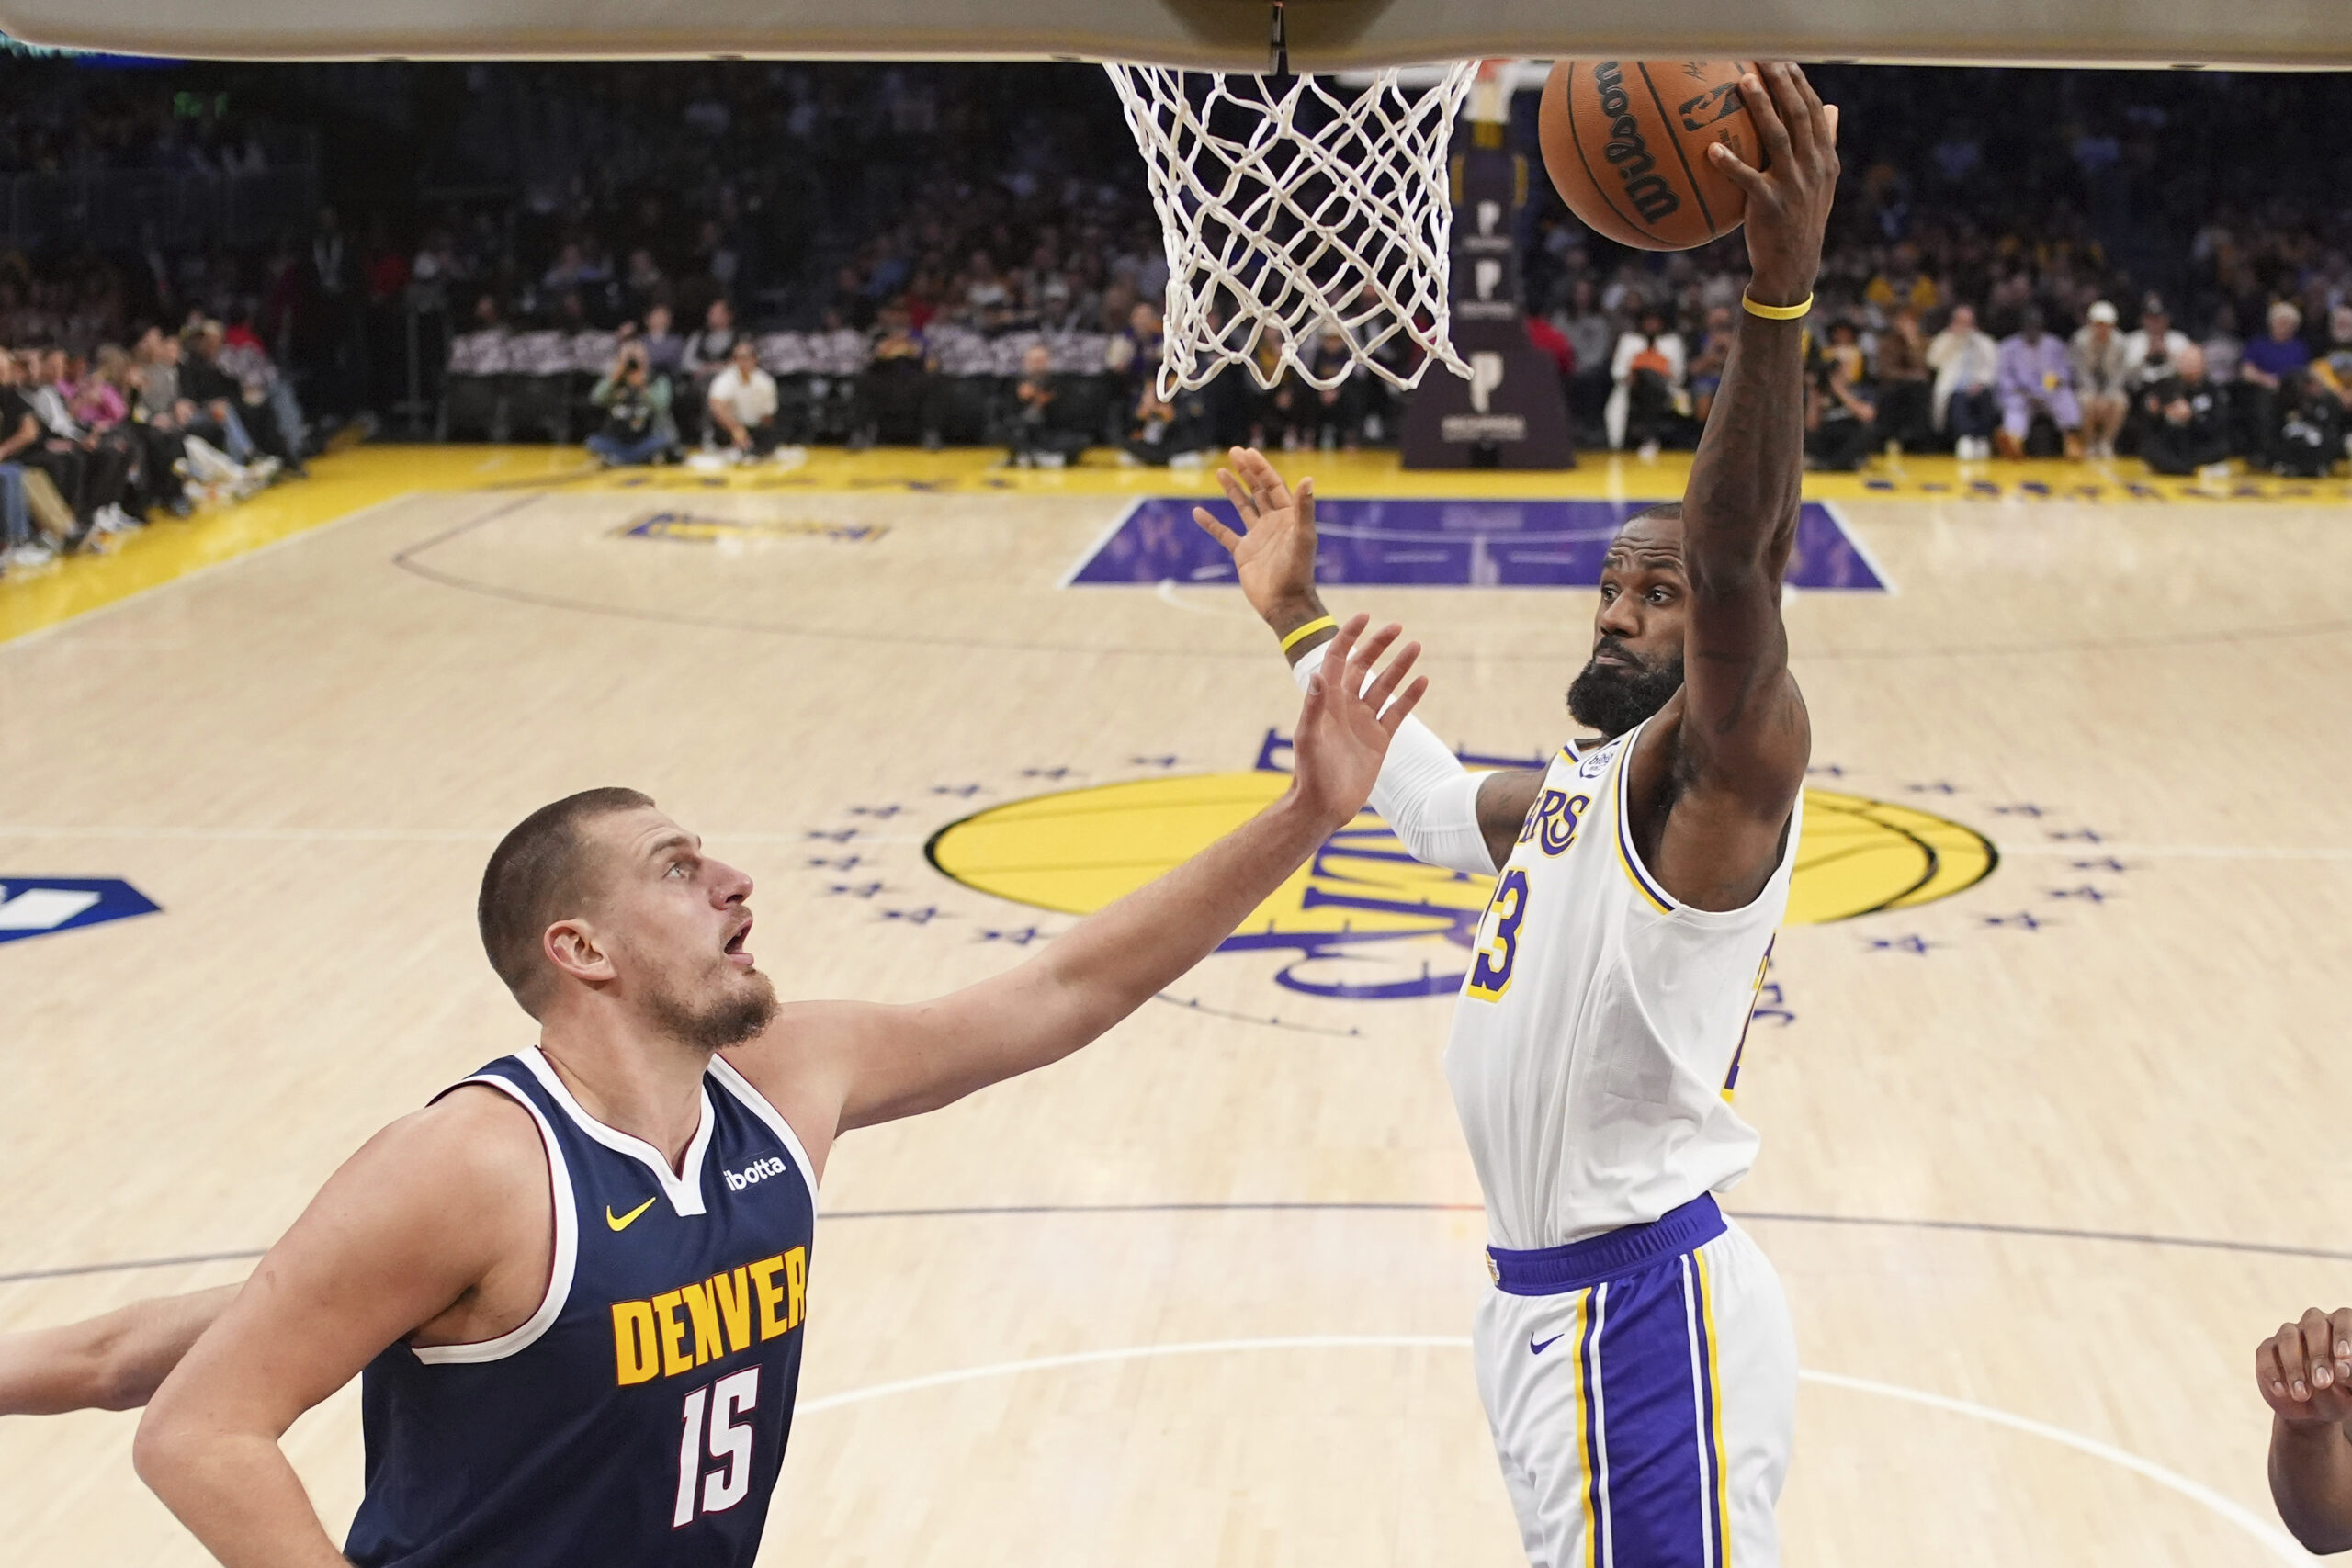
[1105, 56, 1480, 398]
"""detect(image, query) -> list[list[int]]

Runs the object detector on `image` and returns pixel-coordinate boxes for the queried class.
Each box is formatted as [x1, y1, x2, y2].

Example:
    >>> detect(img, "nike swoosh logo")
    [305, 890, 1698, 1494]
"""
[605, 1196, 659, 1232]
[1531, 1334, 1565, 1355]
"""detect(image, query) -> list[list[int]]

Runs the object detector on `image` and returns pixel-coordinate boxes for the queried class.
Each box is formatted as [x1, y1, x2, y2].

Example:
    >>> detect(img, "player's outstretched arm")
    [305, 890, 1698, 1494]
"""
[2258, 1309, 2352, 1552]
[776, 615, 1428, 1132]
[0, 1284, 238, 1416]
[1193, 446, 1543, 872]
[1639, 62, 1837, 906]
[134, 1089, 543, 1568]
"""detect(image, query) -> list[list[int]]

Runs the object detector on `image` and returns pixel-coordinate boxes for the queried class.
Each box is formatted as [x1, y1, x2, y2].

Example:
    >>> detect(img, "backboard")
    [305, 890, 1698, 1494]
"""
[2, 0, 2349, 68]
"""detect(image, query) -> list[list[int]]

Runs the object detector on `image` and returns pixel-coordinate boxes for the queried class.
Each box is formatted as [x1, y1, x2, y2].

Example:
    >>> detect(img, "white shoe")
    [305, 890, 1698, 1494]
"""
[2196, 461, 2233, 482]
[9, 540, 56, 567]
[1636, 439, 1662, 462]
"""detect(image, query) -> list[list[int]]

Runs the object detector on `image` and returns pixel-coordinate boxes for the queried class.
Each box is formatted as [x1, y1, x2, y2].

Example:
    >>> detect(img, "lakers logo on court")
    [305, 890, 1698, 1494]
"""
[926, 744, 1996, 999]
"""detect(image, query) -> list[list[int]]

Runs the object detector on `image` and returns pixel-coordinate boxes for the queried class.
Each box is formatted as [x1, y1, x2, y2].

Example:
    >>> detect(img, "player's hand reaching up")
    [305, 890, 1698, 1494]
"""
[2257, 1308, 2352, 1426]
[1706, 62, 1840, 307]
[1193, 446, 1328, 644]
[1289, 614, 1425, 830]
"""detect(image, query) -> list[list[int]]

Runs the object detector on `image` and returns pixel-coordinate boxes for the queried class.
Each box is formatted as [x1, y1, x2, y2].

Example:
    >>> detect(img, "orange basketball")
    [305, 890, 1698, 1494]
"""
[1539, 59, 1758, 252]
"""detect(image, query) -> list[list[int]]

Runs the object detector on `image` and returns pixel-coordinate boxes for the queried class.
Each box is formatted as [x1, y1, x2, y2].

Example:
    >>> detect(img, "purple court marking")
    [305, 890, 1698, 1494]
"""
[1067, 497, 1886, 591]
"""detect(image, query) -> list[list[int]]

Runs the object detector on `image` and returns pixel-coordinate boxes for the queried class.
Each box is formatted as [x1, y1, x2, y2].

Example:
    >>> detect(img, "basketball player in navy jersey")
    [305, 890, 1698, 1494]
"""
[1198, 63, 1838, 1568]
[0, 617, 1425, 1567]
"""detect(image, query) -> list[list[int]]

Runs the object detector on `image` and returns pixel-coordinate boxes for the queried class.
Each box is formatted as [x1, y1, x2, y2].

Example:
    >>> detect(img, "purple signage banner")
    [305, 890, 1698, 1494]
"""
[1067, 497, 1885, 592]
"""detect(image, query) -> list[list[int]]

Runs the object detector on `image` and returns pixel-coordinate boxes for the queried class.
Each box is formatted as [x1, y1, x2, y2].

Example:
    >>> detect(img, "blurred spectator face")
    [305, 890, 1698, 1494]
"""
[1892, 305, 1918, 336]
[707, 299, 734, 333]
[1950, 305, 1977, 336]
[1706, 306, 1733, 336]
[43, 348, 68, 384]
[2268, 303, 2300, 342]
[1022, 344, 1052, 378]
[2332, 306, 2352, 345]
[473, 295, 500, 327]
[2177, 344, 2207, 382]
[646, 304, 672, 337]
[729, 341, 757, 376]
[1130, 302, 1160, 336]
[1638, 310, 1665, 338]
[2018, 308, 2044, 341]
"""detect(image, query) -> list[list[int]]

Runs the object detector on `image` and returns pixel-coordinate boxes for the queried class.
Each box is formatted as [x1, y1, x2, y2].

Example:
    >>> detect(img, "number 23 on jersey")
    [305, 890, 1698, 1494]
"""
[1467, 869, 1530, 1001]
[1467, 786, 1589, 1001]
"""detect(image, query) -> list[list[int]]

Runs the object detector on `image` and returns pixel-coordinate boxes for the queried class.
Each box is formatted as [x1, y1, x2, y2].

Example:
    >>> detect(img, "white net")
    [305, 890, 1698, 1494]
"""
[1105, 62, 1479, 398]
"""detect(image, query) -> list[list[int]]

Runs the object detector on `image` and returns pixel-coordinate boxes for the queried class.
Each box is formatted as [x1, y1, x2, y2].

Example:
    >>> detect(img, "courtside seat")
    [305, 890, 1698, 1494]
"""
[439, 327, 514, 442]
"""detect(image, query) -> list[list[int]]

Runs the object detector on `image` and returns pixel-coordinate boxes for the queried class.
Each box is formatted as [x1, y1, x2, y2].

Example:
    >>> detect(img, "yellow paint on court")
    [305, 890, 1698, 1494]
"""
[927, 771, 1996, 938]
[5, 441, 2332, 648]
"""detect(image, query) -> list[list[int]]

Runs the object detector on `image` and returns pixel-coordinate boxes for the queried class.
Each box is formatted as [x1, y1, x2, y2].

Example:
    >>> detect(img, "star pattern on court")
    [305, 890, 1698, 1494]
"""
[1983, 912, 2051, 931]
[1865, 934, 1937, 955]
[2046, 885, 2116, 903]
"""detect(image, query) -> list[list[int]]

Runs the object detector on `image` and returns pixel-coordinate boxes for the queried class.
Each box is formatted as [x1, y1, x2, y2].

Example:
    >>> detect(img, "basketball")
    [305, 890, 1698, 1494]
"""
[1539, 59, 1758, 251]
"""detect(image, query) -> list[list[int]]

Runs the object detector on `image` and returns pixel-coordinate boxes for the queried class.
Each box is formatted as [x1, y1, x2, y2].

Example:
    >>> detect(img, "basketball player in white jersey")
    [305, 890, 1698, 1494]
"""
[0, 619, 1428, 1565]
[1197, 61, 1839, 1568]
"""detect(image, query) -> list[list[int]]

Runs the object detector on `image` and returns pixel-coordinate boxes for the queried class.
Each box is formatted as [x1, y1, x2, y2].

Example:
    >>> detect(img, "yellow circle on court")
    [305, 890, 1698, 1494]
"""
[926, 773, 1995, 937]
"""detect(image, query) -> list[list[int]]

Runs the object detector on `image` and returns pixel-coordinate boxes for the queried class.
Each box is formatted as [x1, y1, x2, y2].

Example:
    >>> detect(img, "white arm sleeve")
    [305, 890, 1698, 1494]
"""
[1292, 643, 1497, 875]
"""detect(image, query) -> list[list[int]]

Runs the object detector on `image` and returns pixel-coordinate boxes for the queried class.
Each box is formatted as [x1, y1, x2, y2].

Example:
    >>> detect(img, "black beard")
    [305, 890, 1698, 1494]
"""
[647, 970, 780, 1053]
[1566, 646, 1684, 738]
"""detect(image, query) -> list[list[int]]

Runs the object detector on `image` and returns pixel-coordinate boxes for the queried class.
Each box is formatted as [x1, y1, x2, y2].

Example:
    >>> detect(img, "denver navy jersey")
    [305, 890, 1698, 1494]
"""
[345, 1047, 816, 1568]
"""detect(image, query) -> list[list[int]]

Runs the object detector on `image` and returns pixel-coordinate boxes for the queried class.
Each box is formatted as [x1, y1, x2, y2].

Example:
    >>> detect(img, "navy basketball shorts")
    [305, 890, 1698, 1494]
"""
[1473, 1196, 1796, 1568]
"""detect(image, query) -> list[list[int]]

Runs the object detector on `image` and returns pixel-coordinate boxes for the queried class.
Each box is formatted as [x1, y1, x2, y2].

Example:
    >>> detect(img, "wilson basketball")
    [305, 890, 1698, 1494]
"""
[1539, 59, 1758, 251]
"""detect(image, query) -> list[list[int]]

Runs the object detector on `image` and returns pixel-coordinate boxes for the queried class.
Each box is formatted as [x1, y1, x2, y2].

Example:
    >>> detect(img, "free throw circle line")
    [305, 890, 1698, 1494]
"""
[798, 1336, 2307, 1561]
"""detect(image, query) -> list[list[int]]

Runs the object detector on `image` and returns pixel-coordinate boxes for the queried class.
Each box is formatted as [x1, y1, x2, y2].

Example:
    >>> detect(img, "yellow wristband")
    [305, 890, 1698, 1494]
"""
[1741, 291, 1814, 321]
[1279, 615, 1338, 654]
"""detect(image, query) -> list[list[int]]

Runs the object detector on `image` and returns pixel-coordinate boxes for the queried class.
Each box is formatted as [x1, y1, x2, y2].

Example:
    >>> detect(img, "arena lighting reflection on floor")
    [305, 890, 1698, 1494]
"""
[1068, 497, 1887, 591]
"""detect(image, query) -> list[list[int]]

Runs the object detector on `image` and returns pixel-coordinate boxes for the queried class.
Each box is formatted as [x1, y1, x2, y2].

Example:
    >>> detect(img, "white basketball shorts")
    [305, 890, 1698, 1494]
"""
[1472, 1196, 1795, 1568]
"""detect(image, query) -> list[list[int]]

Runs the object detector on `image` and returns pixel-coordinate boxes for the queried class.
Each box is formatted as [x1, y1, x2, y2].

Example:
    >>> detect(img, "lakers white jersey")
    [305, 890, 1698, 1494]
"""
[1444, 720, 1800, 1251]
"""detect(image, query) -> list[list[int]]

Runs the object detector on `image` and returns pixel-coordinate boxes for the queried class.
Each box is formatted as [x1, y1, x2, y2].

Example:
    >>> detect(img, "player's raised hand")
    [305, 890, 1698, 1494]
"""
[2257, 1309, 2352, 1426]
[1192, 446, 1325, 636]
[1289, 614, 1426, 829]
[1706, 62, 1839, 306]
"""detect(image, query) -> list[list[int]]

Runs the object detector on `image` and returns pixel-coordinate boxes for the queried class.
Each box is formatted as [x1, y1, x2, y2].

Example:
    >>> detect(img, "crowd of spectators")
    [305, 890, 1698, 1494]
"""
[1567, 271, 2352, 477]
[2, 54, 2350, 498]
[0, 318, 311, 575]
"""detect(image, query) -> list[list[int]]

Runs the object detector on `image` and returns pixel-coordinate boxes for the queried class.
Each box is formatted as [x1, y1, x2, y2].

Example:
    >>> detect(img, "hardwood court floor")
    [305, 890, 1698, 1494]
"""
[2, 446, 2348, 1565]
